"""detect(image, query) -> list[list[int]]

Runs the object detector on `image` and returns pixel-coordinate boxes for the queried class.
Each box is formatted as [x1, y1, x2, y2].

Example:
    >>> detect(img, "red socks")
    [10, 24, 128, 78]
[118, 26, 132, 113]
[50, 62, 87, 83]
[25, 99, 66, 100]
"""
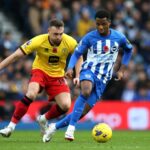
[45, 104, 66, 120]
[11, 96, 32, 124]
[11, 96, 66, 123]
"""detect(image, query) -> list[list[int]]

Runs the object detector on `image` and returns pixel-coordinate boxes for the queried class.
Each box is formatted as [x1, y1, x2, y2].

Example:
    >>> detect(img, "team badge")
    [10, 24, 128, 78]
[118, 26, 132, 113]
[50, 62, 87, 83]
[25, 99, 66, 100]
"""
[111, 45, 118, 52]
[62, 48, 68, 53]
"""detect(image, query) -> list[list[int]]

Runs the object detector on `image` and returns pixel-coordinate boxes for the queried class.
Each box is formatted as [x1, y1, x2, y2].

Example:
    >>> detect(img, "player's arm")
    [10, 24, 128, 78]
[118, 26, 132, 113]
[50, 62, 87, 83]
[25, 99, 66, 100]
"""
[65, 50, 83, 79]
[75, 56, 83, 78]
[73, 56, 83, 86]
[116, 37, 133, 80]
[66, 37, 89, 79]
[0, 48, 25, 71]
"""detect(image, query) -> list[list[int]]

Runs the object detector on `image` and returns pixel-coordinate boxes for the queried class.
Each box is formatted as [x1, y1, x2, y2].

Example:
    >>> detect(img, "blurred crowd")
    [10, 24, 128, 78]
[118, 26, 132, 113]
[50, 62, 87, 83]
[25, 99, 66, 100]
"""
[0, 0, 150, 111]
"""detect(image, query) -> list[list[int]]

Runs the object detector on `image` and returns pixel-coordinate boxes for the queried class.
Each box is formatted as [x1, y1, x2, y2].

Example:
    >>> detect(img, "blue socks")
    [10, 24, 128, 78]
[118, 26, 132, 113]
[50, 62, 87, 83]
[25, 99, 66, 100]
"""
[55, 92, 98, 129]
[56, 113, 72, 129]
[55, 94, 87, 129]
[69, 95, 87, 126]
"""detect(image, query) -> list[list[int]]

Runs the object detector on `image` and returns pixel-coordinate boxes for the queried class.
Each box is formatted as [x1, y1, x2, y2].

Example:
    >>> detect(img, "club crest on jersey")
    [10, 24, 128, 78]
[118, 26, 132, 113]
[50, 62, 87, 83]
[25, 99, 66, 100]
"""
[111, 45, 118, 52]
[62, 48, 68, 54]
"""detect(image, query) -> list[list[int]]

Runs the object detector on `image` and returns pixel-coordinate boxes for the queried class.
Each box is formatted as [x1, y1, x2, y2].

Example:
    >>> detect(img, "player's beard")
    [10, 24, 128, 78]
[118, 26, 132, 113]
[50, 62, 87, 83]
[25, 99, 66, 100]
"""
[52, 39, 61, 46]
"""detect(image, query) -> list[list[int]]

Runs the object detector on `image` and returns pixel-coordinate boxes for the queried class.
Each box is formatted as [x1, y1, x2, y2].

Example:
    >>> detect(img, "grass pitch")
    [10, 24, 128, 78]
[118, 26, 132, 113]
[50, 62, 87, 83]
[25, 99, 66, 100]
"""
[0, 130, 149, 150]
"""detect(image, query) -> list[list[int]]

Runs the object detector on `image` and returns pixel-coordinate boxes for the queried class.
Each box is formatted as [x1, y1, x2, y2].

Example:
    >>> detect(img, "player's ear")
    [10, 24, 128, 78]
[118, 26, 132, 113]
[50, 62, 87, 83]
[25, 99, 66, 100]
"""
[48, 27, 51, 33]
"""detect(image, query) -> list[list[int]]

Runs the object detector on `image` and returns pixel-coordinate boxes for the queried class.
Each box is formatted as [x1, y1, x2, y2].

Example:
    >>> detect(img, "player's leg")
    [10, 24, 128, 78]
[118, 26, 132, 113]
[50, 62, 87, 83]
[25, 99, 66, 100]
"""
[37, 77, 70, 135]
[37, 99, 69, 135]
[43, 91, 95, 142]
[43, 88, 98, 143]
[46, 92, 71, 119]
[43, 95, 86, 142]
[56, 102, 91, 129]
[43, 70, 94, 142]
[42, 103, 92, 143]
[64, 69, 100, 141]
[0, 69, 44, 138]
[42, 92, 71, 142]
[0, 82, 40, 137]
[65, 80, 93, 141]
[65, 78, 107, 141]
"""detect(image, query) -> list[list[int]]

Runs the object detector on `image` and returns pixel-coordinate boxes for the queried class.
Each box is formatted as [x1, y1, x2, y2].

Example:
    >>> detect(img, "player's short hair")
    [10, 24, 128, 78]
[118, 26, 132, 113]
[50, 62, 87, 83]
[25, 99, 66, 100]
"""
[95, 9, 111, 21]
[49, 19, 64, 27]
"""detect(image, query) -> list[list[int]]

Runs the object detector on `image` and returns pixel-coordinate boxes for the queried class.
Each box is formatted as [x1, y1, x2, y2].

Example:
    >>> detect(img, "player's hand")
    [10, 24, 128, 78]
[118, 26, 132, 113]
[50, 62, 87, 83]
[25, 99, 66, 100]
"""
[65, 69, 73, 79]
[114, 71, 124, 81]
[73, 77, 80, 87]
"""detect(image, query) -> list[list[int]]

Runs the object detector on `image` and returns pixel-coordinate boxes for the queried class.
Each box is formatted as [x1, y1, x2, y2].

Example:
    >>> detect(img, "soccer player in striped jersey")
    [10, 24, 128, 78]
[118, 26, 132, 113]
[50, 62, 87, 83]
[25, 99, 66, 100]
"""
[43, 9, 133, 142]
[0, 19, 82, 138]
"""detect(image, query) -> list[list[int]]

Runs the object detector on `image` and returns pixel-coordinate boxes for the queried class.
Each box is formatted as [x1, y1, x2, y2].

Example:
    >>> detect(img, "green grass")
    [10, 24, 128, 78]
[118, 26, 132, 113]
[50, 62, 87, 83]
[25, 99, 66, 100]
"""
[0, 130, 150, 150]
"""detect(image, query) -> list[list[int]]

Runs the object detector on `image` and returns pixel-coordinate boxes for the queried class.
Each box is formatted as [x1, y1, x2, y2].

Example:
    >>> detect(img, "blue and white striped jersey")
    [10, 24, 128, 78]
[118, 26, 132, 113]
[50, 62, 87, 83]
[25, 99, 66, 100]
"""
[68, 28, 132, 83]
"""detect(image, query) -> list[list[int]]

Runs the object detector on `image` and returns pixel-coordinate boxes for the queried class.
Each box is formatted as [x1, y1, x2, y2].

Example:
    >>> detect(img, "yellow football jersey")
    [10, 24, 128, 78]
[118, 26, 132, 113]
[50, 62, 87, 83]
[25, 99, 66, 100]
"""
[20, 34, 77, 77]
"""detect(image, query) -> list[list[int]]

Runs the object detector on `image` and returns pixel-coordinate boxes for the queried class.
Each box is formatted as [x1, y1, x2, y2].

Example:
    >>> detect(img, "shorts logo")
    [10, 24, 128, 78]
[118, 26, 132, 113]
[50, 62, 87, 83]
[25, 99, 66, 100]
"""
[85, 74, 91, 78]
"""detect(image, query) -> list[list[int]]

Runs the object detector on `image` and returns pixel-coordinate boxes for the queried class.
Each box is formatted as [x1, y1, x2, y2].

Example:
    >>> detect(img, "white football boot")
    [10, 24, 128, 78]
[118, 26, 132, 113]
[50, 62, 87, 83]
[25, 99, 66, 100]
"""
[43, 123, 56, 143]
[36, 115, 48, 135]
[0, 127, 13, 137]
[65, 128, 75, 141]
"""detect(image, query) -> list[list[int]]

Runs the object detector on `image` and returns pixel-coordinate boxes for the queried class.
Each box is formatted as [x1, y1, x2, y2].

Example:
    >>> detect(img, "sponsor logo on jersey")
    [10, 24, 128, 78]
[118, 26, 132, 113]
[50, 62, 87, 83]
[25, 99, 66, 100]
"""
[48, 56, 59, 63]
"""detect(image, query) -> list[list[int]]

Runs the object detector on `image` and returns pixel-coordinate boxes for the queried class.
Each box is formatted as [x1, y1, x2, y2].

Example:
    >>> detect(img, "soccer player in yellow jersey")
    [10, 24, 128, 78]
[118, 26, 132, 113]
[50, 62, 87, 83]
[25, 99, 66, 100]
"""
[0, 19, 82, 138]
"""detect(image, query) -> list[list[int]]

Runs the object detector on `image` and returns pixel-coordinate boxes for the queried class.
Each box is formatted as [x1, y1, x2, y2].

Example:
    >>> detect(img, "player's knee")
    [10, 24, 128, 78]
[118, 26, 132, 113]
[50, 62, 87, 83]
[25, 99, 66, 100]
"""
[61, 103, 70, 112]
[81, 86, 92, 98]
[81, 91, 91, 98]
[26, 91, 37, 100]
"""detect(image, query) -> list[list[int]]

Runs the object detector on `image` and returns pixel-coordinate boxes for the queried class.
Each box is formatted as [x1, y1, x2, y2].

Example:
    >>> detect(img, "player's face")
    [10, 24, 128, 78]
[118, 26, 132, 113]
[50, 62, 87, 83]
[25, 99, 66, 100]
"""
[95, 18, 111, 36]
[48, 26, 64, 46]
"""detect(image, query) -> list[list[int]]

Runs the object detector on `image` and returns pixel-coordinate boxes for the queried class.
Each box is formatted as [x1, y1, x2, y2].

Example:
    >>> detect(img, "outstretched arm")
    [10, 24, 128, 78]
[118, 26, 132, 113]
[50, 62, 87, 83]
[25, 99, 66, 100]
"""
[0, 48, 25, 71]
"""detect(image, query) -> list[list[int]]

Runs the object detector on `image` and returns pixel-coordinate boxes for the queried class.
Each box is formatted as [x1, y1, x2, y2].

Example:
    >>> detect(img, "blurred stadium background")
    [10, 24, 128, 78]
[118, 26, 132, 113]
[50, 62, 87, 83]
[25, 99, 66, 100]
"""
[0, 0, 150, 131]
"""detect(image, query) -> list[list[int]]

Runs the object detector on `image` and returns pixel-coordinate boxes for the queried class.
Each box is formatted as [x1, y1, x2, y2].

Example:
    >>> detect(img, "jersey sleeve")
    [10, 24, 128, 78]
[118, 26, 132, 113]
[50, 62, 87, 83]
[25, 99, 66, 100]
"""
[20, 36, 41, 55]
[120, 35, 133, 66]
[67, 35, 90, 69]
[75, 35, 90, 54]
[69, 38, 78, 54]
